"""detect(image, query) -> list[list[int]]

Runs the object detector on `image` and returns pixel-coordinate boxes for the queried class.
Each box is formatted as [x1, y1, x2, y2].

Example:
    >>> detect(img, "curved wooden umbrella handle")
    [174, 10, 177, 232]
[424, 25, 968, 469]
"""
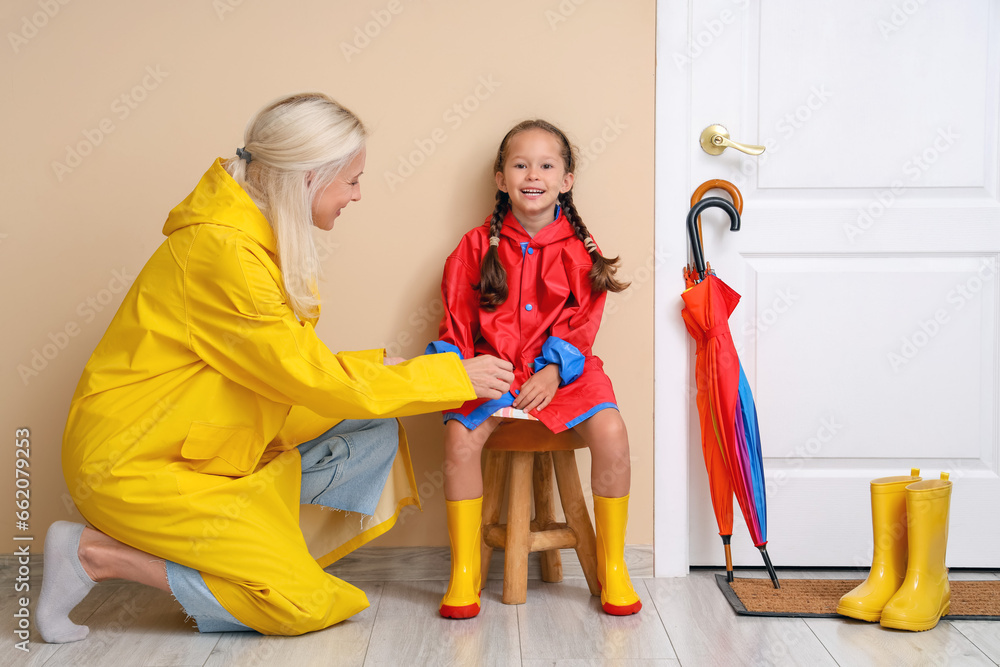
[690, 180, 744, 257]
[690, 179, 743, 213]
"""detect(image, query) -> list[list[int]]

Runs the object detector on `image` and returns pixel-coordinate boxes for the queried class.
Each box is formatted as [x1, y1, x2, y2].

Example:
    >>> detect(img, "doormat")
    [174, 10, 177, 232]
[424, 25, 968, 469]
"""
[715, 575, 1000, 620]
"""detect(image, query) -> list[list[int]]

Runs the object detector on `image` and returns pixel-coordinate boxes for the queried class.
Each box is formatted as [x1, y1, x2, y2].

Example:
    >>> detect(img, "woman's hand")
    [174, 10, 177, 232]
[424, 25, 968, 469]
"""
[461, 356, 514, 399]
[513, 364, 560, 413]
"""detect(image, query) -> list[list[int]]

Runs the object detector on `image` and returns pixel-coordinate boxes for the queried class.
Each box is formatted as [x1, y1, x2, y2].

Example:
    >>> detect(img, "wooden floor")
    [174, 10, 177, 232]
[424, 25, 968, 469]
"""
[3, 549, 998, 667]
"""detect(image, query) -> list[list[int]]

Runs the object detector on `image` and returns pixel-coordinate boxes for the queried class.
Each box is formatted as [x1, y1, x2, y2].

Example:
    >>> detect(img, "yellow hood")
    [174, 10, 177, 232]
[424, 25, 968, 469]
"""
[162, 158, 277, 254]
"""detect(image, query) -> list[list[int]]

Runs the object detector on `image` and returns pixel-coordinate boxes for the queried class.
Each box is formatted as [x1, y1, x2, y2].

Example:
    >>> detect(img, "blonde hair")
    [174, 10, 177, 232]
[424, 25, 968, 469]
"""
[223, 92, 367, 320]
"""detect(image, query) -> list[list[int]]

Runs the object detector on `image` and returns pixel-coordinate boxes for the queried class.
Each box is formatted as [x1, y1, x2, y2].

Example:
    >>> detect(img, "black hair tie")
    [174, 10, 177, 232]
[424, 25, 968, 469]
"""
[236, 147, 252, 164]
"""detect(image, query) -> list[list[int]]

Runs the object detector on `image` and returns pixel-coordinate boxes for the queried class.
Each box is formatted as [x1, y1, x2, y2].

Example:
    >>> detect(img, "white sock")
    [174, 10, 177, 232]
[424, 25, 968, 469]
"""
[37, 521, 96, 643]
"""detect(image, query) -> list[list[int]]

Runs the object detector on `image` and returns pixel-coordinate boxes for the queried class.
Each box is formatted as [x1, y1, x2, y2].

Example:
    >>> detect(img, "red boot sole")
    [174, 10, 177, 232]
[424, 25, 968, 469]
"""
[439, 602, 480, 619]
[602, 599, 642, 615]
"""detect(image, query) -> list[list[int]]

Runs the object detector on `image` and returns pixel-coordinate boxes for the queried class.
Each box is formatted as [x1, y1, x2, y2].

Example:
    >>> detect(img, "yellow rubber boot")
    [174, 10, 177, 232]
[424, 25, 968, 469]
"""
[880, 473, 952, 631]
[593, 494, 642, 615]
[837, 468, 921, 622]
[440, 497, 482, 619]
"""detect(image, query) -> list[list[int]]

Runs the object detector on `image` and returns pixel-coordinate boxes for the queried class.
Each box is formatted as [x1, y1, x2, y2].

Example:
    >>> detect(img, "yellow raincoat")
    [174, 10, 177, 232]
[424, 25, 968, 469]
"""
[62, 159, 475, 634]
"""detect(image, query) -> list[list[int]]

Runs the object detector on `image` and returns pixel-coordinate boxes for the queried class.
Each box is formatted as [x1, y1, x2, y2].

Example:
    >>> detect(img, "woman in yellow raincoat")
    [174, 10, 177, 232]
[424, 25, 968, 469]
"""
[37, 93, 514, 641]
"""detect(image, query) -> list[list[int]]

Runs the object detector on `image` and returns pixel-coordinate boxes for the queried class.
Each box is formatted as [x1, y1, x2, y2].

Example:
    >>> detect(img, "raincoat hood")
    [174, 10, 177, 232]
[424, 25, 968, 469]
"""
[494, 209, 578, 246]
[162, 158, 277, 255]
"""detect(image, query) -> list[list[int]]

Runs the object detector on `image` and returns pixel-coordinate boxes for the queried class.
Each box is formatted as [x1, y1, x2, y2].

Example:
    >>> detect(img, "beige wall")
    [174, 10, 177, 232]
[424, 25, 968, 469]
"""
[2, 0, 655, 554]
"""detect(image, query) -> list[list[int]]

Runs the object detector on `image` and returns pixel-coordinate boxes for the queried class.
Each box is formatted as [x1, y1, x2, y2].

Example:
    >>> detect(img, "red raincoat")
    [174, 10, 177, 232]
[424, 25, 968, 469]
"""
[428, 211, 618, 433]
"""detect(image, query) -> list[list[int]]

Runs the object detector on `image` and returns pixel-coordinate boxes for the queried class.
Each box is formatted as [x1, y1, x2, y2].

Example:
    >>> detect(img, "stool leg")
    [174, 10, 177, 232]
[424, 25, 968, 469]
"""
[503, 451, 533, 604]
[480, 450, 508, 589]
[552, 450, 601, 597]
[533, 452, 563, 583]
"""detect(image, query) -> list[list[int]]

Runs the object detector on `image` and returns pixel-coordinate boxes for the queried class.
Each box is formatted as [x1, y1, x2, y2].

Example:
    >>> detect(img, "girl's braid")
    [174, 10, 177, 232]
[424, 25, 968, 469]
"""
[476, 190, 510, 310]
[559, 190, 630, 294]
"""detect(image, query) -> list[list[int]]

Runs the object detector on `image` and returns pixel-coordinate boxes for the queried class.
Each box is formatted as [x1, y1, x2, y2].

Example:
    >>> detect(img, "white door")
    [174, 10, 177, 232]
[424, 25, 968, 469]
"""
[655, 0, 1000, 574]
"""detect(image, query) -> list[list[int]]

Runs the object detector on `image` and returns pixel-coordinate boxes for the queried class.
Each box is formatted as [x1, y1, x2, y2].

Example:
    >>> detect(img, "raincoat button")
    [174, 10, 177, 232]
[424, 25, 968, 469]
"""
[525, 304, 533, 311]
[527, 247, 534, 255]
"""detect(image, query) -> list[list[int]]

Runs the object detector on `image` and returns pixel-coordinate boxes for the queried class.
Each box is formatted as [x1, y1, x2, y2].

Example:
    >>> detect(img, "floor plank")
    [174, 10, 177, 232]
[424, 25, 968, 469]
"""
[3, 552, 996, 667]
[951, 621, 1000, 664]
[522, 661, 680, 666]
[0, 581, 124, 667]
[362, 579, 520, 667]
[517, 579, 675, 663]
[202, 582, 384, 667]
[39, 584, 219, 667]
[646, 573, 838, 667]
[806, 617, 995, 667]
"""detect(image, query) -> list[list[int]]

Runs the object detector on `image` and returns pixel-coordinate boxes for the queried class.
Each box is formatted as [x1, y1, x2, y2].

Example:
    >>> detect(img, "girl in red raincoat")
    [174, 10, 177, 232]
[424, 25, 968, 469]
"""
[426, 119, 642, 618]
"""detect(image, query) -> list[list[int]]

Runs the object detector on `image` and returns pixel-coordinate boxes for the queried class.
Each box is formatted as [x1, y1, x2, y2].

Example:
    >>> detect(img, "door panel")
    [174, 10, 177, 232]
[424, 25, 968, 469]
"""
[655, 0, 1000, 572]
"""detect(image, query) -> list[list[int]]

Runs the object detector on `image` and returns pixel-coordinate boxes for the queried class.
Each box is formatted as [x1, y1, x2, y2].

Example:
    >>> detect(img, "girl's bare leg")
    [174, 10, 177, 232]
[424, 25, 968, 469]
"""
[573, 408, 631, 498]
[442, 417, 502, 500]
[572, 408, 641, 614]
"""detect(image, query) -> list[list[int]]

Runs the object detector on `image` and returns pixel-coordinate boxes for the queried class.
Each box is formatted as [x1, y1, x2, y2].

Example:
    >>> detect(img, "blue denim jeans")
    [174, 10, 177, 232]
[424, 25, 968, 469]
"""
[165, 418, 398, 632]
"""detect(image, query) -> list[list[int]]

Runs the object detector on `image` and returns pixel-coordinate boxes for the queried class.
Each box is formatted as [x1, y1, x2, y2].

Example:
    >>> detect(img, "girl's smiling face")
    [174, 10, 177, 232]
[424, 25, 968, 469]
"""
[495, 128, 574, 234]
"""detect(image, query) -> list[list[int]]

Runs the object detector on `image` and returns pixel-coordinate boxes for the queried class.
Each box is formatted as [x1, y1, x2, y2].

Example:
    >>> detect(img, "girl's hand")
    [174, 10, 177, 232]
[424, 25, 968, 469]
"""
[513, 364, 560, 414]
[384, 356, 407, 365]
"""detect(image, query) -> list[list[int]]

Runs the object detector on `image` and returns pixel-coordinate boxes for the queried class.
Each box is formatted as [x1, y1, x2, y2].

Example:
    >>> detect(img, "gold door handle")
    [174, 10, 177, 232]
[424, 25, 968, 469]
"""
[699, 124, 765, 156]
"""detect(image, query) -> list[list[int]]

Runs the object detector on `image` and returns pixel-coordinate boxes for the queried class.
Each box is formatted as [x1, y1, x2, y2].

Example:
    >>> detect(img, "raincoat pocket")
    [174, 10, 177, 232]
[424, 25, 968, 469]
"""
[181, 422, 265, 477]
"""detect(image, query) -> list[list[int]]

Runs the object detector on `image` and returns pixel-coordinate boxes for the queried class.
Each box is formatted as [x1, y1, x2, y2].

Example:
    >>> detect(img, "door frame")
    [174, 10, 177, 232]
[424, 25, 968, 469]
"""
[653, 0, 695, 577]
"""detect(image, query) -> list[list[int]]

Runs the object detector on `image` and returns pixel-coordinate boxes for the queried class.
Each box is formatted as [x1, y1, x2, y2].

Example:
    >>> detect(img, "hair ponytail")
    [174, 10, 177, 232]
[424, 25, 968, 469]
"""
[222, 92, 367, 321]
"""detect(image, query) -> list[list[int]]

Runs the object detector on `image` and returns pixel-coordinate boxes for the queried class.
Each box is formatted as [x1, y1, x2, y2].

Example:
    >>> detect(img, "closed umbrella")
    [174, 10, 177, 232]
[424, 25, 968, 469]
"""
[681, 196, 779, 588]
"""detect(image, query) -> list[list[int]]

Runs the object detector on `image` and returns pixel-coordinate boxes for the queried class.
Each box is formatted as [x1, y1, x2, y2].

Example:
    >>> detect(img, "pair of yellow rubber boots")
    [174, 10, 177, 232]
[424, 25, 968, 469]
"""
[836, 469, 953, 631]
[439, 495, 642, 618]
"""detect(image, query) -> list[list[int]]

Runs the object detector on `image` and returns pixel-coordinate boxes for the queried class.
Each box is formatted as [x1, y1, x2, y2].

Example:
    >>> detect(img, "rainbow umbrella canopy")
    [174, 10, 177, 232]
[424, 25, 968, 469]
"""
[681, 194, 778, 588]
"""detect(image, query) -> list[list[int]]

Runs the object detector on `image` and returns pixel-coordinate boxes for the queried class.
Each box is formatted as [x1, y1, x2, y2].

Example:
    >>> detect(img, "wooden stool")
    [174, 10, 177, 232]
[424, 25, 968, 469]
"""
[480, 420, 601, 604]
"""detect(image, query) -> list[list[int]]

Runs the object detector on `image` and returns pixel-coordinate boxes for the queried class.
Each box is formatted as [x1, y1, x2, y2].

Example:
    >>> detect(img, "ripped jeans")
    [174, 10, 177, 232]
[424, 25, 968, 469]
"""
[164, 418, 398, 632]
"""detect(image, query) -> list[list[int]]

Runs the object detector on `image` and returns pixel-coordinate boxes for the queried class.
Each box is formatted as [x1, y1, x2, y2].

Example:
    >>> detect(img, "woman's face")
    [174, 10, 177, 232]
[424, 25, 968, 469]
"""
[311, 147, 366, 231]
